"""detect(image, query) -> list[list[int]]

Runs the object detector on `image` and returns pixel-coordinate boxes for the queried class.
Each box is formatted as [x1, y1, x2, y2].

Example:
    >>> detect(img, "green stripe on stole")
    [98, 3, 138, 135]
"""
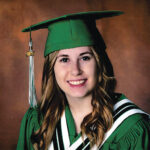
[65, 105, 82, 145]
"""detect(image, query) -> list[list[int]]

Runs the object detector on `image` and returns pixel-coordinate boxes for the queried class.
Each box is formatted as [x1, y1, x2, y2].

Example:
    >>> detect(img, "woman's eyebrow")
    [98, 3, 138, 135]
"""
[79, 51, 93, 56]
[57, 54, 69, 58]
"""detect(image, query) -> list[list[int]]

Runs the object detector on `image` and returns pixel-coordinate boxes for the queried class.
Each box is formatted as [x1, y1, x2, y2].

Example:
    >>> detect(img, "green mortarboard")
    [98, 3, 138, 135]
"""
[23, 11, 123, 57]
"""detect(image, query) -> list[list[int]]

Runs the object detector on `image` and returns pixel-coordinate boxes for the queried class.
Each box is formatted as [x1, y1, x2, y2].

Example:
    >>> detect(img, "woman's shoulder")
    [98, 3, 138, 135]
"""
[23, 107, 39, 120]
[112, 93, 150, 137]
[110, 113, 150, 149]
[102, 113, 150, 150]
[22, 107, 42, 130]
[17, 107, 42, 150]
[114, 112, 150, 139]
[102, 93, 150, 149]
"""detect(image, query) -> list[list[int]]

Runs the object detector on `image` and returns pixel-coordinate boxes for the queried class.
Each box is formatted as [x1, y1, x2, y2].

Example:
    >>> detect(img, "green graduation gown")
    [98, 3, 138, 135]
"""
[16, 95, 150, 150]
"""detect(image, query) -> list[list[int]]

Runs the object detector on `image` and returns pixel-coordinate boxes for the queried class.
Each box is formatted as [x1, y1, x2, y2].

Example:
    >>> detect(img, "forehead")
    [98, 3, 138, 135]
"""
[57, 46, 92, 55]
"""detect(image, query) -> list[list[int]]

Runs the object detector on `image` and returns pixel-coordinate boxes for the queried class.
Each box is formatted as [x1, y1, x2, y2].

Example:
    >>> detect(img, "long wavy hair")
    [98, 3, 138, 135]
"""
[31, 45, 116, 150]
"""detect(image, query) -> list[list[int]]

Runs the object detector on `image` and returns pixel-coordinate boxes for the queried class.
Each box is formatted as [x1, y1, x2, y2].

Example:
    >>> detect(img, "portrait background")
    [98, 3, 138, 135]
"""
[0, 0, 149, 149]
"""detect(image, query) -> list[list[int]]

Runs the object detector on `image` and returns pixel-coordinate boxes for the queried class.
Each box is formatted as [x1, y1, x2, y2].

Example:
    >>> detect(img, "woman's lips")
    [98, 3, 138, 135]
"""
[67, 79, 87, 87]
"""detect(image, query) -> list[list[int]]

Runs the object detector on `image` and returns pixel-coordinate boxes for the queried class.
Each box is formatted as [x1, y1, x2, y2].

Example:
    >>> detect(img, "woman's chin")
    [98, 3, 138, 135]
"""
[65, 91, 92, 100]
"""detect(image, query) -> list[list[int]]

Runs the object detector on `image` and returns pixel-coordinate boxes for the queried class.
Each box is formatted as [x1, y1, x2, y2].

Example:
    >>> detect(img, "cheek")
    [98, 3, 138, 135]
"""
[54, 64, 61, 84]
[83, 61, 98, 84]
[88, 61, 97, 76]
[54, 64, 66, 85]
[91, 62, 98, 84]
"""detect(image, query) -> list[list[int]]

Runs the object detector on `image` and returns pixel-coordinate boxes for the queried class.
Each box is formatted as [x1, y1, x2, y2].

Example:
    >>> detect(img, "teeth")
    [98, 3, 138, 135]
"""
[69, 80, 85, 85]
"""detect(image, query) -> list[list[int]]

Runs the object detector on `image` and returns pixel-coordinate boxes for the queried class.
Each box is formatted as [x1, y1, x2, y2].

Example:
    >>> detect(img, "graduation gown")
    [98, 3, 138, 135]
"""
[16, 94, 150, 150]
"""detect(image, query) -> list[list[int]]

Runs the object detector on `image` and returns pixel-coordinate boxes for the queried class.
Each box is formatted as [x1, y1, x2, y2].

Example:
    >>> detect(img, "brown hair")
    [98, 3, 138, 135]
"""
[31, 46, 116, 149]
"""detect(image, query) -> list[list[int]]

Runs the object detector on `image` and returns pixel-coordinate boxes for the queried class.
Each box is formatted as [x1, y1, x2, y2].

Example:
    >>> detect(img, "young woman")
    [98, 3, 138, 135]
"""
[17, 11, 150, 150]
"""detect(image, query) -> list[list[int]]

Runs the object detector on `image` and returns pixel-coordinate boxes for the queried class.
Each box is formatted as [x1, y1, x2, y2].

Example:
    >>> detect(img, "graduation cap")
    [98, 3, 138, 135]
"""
[23, 10, 123, 107]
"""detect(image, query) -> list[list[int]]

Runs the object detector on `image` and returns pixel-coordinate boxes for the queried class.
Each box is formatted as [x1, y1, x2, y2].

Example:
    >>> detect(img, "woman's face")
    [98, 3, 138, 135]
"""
[54, 46, 97, 100]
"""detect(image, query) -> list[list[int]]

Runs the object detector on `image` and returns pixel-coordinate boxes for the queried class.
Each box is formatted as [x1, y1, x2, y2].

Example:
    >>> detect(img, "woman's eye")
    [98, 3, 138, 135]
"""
[82, 56, 90, 61]
[60, 58, 69, 63]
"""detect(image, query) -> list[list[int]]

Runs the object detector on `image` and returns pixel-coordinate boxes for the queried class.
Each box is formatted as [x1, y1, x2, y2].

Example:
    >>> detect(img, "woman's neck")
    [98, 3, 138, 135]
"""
[66, 95, 93, 133]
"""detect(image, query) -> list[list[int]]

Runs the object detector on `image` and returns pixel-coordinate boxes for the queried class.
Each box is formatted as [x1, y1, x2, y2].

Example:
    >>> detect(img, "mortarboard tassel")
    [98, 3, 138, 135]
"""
[26, 30, 37, 107]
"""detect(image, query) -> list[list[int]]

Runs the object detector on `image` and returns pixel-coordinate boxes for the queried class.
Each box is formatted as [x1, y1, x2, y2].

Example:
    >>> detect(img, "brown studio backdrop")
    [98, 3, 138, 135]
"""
[0, 0, 149, 149]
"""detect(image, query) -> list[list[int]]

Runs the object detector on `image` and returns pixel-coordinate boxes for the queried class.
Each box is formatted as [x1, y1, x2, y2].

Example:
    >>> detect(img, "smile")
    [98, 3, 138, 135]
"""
[68, 79, 86, 86]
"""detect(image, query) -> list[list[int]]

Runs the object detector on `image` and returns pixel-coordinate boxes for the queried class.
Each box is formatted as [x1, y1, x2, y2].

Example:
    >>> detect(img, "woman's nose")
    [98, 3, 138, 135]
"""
[70, 61, 82, 76]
